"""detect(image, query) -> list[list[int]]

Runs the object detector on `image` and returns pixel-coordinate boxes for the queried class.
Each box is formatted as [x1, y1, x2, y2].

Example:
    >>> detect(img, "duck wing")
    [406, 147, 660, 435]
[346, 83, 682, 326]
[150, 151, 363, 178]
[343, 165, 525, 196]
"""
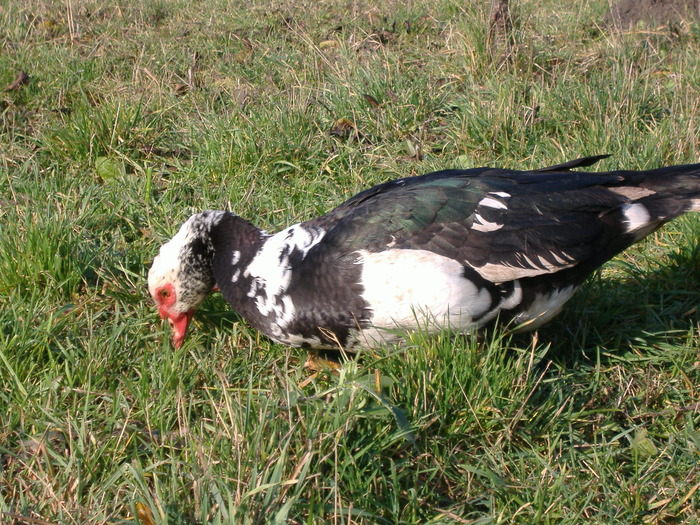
[312, 163, 632, 283]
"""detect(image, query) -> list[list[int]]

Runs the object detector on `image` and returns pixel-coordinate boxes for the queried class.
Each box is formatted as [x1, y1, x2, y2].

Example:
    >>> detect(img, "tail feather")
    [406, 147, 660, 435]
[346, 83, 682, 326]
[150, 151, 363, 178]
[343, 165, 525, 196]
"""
[630, 163, 700, 215]
[536, 154, 611, 173]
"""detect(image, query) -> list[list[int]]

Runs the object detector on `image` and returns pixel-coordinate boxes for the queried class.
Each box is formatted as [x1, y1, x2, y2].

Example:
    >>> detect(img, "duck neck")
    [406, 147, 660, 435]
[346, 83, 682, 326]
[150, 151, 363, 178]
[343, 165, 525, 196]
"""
[209, 212, 269, 316]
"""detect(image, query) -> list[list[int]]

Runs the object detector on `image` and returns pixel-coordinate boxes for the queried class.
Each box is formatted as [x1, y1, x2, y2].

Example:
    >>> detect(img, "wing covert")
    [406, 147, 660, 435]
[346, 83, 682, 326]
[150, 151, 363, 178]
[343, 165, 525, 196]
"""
[314, 168, 630, 283]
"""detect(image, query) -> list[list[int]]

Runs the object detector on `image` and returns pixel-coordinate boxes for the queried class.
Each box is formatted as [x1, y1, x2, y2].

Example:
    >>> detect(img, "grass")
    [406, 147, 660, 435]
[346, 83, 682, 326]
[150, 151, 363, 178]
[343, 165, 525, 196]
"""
[1, 0, 699, 523]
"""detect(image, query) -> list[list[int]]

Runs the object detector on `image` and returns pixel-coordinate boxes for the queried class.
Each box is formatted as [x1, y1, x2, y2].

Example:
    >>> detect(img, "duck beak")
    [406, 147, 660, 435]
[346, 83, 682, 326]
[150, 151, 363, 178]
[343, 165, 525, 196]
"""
[160, 308, 194, 348]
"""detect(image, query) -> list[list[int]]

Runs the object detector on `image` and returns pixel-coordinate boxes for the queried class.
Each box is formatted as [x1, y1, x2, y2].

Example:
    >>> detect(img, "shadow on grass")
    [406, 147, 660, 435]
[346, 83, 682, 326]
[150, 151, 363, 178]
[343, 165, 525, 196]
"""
[539, 241, 700, 365]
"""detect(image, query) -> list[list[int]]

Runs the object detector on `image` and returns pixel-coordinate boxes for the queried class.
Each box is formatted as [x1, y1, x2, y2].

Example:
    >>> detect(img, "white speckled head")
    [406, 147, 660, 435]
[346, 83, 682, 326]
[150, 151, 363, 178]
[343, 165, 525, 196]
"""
[148, 212, 224, 346]
[149, 218, 203, 307]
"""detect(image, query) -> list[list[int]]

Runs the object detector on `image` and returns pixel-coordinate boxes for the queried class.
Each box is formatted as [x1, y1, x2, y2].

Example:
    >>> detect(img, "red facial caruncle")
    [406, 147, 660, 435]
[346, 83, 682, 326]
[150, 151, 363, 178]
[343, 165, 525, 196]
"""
[152, 283, 194, 348]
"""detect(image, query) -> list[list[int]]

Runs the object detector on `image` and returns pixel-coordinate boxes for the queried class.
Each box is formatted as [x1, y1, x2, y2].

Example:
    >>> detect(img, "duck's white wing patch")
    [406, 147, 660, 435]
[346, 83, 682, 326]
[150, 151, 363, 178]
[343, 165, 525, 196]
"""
[472, 249, 577, 283]
[472, 213, 503, 232]
[471, 192, 510, 233]
[478, 196, 508, 210]
[489, 191, 511, 199]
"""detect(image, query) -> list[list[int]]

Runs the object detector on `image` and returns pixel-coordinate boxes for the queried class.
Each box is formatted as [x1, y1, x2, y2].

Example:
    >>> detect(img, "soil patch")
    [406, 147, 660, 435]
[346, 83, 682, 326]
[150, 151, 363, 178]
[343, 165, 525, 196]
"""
[608, 0, 699, 28]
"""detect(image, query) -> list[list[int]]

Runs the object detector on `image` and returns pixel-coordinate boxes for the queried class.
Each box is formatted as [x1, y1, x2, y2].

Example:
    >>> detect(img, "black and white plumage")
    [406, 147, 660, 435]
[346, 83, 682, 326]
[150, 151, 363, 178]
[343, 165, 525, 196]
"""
[148, 156, 700, 349]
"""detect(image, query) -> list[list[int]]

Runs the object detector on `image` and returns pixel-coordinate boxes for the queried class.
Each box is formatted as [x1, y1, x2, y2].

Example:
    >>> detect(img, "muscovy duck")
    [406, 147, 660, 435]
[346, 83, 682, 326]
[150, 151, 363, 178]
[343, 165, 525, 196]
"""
[148, 155, 700, 349]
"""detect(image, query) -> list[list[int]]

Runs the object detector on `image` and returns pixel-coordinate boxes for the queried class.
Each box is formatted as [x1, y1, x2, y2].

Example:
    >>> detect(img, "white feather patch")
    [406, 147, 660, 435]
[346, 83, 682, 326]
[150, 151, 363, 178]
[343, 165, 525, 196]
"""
[472, 213, 503, 232]
[473, 250, 577, 282]
[512, 285, 578, 330]
[355, 249, 496, 345]
[244, 224, 326, 326]
[501, 280, 522, 310]
[621, 203, 651, 233]
[478, 196, 508, 210]
[150, 217, 198, 281]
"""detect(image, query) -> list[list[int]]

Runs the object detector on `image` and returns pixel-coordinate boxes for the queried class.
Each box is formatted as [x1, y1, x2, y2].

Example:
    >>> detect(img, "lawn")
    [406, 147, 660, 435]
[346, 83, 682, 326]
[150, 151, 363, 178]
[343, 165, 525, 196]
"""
[1, 0, 699, 523]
